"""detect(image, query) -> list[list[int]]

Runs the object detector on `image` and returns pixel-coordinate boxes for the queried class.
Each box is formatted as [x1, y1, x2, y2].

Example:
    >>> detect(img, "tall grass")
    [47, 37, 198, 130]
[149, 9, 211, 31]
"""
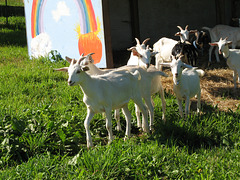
[0, 15, 240, 179]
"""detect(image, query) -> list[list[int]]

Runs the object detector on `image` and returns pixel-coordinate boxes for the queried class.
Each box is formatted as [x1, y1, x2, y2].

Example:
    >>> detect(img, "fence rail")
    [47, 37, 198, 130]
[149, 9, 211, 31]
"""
[0, 5, 24, 17]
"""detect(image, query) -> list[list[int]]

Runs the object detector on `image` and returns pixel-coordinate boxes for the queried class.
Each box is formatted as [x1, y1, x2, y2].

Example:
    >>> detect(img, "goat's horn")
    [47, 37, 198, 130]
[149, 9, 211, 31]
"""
[135, 38, 140, 45]
[78, 53, 85, 60]
[224, 37, 228, 40]
[86, 53, 95, 57]
[142, 38, 150, 45]
[185, 25, 189, 30]
[77, 53, 86, 63]
[177, 26, 183, 31]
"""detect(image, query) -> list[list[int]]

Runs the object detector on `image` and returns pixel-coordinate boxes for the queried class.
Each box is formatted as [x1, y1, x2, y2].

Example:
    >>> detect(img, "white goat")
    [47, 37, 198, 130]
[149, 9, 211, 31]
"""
[76, 53, 167, 131]
[161, 56, 204, 118]
[127, 38, 157, 69]
[202, 25, 240, 62]
[55, 55, 149, 148]
[153, 37, 178, 71]
[209, 38, 240, 89]
[154, 25, 197, 71]
[175, 25, 197, 43]
[126, 38, 167, 128]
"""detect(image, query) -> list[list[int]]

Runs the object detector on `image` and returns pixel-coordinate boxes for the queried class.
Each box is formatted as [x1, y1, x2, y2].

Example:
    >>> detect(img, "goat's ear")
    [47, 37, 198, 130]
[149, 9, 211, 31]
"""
[128, 47, 142, 57]
[127, 47, 135, 51]
[227, 41, 232, 45]
[175, 32, 181, 36]
[81, 66, 89, 72]
[54, 67, 69, 72]
[65, 56, 73, 64]
[209, 42, 218, 46]
[182, 63, 193, 69]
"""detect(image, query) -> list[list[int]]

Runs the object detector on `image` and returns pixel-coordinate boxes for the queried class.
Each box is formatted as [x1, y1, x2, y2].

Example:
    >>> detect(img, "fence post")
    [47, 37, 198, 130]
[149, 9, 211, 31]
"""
[5, 0, 8, 26]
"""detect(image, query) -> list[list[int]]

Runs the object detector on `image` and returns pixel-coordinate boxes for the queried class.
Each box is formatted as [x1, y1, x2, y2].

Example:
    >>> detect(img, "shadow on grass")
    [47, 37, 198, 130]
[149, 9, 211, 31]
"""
[0, 27, 27, 46]
[148, 91, 239, 152]
[151, 105, 238, 153]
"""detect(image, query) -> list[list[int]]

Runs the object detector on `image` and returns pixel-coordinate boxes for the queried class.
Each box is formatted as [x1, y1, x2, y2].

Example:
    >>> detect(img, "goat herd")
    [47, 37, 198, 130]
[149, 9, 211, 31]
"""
[55, 24, 240, 148]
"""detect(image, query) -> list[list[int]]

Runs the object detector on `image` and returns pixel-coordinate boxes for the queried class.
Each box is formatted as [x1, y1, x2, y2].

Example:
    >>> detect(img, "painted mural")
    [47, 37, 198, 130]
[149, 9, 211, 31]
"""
[24, 0, 106, 67]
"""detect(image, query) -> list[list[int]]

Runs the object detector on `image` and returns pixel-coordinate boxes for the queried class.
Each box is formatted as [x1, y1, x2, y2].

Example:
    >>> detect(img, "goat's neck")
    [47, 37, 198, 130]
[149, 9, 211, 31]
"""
[222, 47, 230, 59]
[88, 64, 103, 75]
[173, 76, 182, 87]
[78, 72, 97, 98]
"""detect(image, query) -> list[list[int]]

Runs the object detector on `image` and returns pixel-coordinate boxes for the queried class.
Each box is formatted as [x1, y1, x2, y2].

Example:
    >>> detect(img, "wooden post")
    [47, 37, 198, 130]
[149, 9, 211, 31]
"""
[102, 0, 114, 68]
[129, 0, 140, 45]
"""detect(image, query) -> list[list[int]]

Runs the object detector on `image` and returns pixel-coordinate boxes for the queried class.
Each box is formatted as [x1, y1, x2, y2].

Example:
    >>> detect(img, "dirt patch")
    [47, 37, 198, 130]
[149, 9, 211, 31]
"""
[161, 68, 240, 112]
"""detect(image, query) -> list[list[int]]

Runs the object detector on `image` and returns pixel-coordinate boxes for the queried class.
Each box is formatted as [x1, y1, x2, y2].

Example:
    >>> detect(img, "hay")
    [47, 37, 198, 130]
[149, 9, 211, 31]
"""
[161, 68, 240, 112]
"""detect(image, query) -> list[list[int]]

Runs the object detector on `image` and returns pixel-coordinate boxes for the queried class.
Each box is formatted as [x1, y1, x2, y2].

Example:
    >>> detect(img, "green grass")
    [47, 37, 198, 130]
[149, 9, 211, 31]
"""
[0, 16, 240, 179]
[0, 0, 24, 6]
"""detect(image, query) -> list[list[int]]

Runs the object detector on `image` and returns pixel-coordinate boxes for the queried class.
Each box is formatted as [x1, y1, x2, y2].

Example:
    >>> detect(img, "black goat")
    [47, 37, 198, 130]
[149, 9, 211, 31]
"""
[171, 41, 198, 66]
[171, 31, 210, 66]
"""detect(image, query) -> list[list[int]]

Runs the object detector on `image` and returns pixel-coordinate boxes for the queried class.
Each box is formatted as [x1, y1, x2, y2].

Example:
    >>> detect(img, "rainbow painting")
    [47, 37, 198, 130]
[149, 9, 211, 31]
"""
[74, 0, 102, 63]
[24, 0, 106, 67]
[75, 0, 98, 34]
[31, 0, 47, 38]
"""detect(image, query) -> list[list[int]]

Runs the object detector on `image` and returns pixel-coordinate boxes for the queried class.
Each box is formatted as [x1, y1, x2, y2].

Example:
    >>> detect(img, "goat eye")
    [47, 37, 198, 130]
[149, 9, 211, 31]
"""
[76, 70, 81, 74]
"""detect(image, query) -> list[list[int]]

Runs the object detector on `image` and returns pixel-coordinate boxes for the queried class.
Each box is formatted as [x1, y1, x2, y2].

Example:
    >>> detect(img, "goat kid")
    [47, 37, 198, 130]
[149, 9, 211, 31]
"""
[126, 38, 167, 128]
[209, 38, 240, 89]
[161, 56, 204, 119]
[171, 31, 210, 67]
[55, 55, 149, 148]
[77, 53, 167, 131]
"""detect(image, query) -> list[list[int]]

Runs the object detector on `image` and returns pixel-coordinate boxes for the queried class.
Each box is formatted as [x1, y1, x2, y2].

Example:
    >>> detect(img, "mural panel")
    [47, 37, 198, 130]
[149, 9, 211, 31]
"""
[24, 0, 106, 67]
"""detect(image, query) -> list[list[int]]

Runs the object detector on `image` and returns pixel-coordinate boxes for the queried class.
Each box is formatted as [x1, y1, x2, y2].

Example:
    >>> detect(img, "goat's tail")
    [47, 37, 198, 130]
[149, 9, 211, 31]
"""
[196, 69, 205, 77]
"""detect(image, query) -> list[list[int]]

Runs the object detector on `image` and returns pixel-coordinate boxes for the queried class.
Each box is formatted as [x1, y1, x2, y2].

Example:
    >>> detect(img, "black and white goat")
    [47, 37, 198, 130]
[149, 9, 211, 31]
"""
[171, 31, 209, 66]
